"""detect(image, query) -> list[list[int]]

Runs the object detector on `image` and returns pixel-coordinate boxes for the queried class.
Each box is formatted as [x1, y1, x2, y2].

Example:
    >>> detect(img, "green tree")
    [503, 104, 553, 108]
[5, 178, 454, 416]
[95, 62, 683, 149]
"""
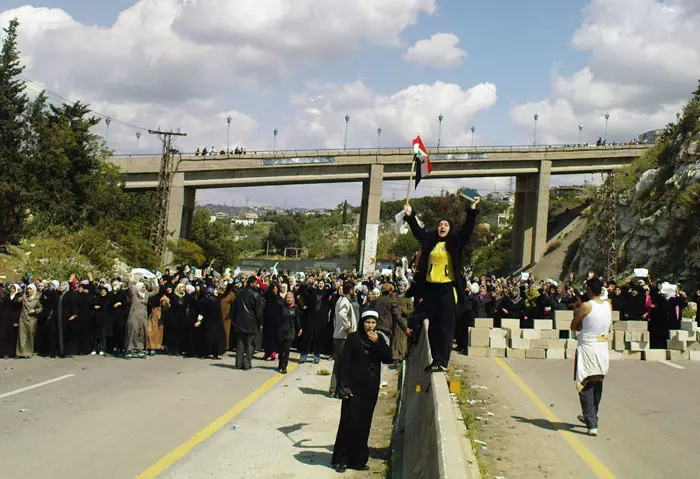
[0, 18, 29, 244]
[390, 232, 421, 258]
[191, 209, 240, 267]
[168, 238, 206, 266]
[266, 216, 302, 254]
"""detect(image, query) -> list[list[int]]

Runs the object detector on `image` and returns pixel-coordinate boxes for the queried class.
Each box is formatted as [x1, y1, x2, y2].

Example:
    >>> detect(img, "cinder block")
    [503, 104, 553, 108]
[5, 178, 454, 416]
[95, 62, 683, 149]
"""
[613, 332, 625, 351]
[509, 338, 530, 350]
[534, 320, 554, 330]
[546, 348, 565, 359]
[667, 350, 690, 360]
[487, 348, 506, 358]
[467, 347, 489, 357]
[622, 351, 642, 360]
[641, 331, 650, 342]
[560, 330, 576, 339]
[474, 318, 494, 328]
[613, 321, 632, 331]
[506, 348, 526, 359]
[490, 337, 507, 348]
[624, 331, 645, 342]
[501, 319, 521, 330]
[506, 328, 521, 339]
[525, 349, 546, 359]
[680, 320, 697, 332]
[555, 319, 573, 330]
[469, 336, 490, 348]
[628, 341, 649, 352]
[689, 350, 700, 361]
[642, 349, 666, 361]
[612, 310, 620, 322]
[669, 330, 689, 341]
[521, 329, 541, 340]
[529, 339, 549, 350]
[566, 339, 578, 349]
[565, 349, 577, 359]
[629, 321, 648, 331]
[547, 339, 567, 349]
[555, 310, 574, 322]
[469, 327, 491, 339]
[540, 330, 560, 339]
[489, 328, 508, 339]
[667, 339, 688, 351]
[609, 350, 623, 360]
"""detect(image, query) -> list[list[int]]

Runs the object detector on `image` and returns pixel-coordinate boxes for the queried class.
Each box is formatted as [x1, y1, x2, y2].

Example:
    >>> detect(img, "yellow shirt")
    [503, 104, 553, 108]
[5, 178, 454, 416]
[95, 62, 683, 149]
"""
[426, 241, 455, 283]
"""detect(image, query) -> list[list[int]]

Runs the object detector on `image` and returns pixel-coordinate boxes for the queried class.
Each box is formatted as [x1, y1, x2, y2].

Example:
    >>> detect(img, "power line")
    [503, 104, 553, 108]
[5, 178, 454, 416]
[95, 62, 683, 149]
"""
[18, 75, 150, 132]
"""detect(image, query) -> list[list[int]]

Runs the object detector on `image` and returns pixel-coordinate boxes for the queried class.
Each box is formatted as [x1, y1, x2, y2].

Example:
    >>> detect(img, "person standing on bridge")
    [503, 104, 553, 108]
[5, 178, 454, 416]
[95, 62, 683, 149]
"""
[403, 197, 480, 372]
[570, 277, 611, 437]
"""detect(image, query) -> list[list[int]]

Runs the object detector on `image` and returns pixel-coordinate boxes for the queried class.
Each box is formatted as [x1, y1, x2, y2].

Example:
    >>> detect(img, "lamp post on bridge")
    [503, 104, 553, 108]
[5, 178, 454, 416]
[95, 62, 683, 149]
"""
[377, 128, 382, 150]
[533, 113, 539, 146]
[437, 113, 443, 151]
[344, 114, 350, 150]
[471, 126, 475, 148]
[578, 124, 583, 145]
[273, 128, 278, 153]
[226, 115, 232, 154]
[604, 113, 610, 144]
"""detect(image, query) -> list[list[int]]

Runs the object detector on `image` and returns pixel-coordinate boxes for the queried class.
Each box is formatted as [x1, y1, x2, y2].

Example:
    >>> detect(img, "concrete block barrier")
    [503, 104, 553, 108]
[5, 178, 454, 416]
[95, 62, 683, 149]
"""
[393, 320, 479, 479]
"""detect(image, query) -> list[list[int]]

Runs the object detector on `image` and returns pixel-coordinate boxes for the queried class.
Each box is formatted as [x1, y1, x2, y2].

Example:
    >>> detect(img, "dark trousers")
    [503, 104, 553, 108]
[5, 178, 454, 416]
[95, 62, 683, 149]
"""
[236, 333, 256, 369]
[425, 283, 458, 368]
[277, 339, 293, 371]
[579, 379, 604, 429]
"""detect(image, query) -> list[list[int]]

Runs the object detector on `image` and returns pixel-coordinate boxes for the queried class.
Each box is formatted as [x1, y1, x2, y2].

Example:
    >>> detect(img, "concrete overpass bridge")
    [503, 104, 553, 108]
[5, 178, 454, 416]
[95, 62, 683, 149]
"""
[110, 144, 651, 274]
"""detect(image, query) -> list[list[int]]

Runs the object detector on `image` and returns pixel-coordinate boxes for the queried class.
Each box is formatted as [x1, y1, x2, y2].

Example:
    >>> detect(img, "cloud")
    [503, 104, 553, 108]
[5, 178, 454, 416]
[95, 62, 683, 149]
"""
[509, 0, 700, 144]
[283, 80, 497, 149]
[402, 33, 467, 69]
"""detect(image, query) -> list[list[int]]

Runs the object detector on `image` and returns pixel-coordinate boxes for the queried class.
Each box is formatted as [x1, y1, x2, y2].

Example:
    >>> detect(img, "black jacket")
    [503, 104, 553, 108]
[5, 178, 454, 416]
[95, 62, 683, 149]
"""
[233, 287, 264, 334]
[278, 304, 301, 341]
[405, 207, 478, 304]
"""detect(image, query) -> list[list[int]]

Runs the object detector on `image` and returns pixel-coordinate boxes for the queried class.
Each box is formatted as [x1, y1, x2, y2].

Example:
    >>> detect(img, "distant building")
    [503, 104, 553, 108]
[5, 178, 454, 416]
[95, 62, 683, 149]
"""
[487, 192, 514, 204]
[232, 219, 256, 227]
[638, 129, 664, 144]
[244, 212, 259, 220]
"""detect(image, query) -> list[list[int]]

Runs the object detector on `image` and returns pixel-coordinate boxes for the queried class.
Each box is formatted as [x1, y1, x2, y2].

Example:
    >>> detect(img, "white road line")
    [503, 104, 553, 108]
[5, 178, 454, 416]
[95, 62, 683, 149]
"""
[0, 374, 76, 400]
[659, 360, 686, 370]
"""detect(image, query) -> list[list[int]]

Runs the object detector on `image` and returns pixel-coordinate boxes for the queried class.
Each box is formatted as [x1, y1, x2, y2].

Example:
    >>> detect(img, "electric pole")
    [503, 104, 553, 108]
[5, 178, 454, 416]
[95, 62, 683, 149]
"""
[148, 128, 188, 266]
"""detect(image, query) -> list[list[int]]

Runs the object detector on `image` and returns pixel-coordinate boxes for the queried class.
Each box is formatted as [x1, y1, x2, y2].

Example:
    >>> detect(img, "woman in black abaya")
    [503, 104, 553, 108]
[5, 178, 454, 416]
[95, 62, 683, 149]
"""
[332, 309, 393, 473]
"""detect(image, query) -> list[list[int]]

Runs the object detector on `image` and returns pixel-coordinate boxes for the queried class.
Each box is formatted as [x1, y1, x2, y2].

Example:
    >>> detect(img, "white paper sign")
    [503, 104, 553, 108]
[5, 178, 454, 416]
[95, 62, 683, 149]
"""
[634, 268, 649, 278]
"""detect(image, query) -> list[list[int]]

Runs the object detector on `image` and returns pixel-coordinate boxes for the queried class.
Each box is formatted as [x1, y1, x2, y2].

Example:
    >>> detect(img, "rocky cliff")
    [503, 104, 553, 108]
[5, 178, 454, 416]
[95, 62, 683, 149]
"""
[570, 83, 700, 288]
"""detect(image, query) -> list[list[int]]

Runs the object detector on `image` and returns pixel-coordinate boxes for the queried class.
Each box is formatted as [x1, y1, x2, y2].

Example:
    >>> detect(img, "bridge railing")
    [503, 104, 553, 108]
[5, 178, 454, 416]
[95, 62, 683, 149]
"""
[111, 143, 651, 159]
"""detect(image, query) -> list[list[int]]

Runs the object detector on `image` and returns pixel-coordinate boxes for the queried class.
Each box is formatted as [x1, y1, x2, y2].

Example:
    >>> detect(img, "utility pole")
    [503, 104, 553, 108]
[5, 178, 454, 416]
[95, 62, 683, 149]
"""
[601, 172, 618, 280]
[148, 128, 187, 266]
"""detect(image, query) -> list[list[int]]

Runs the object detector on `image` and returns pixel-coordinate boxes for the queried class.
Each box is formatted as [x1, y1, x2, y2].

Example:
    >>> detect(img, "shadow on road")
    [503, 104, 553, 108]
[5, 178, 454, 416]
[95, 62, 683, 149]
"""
[511, 416, 587, 435]
[209, 363, 237, 370]
[299, 387, 331, 396]
[294, 450, 334, 469]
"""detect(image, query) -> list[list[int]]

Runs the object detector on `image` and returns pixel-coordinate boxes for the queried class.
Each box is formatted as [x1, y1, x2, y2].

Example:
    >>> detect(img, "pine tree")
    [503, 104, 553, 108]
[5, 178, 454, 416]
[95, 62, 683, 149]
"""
[0, 18, 29, 244]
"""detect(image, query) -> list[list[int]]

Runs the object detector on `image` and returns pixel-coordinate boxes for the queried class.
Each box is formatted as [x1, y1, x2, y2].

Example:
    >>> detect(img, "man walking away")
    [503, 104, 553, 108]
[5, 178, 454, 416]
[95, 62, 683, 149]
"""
[330, 281, 357, 397]
[234, 276, 264, 370]
[570, 277, 611, 437]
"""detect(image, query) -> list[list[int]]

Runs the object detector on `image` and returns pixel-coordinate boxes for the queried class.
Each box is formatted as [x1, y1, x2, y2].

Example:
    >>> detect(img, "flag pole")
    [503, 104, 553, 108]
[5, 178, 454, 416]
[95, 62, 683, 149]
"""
[405, 156, 416, 206]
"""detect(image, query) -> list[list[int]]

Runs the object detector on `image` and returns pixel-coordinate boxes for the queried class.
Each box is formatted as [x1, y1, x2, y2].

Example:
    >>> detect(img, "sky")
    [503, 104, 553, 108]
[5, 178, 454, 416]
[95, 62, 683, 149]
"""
[1, 0, 699, 208]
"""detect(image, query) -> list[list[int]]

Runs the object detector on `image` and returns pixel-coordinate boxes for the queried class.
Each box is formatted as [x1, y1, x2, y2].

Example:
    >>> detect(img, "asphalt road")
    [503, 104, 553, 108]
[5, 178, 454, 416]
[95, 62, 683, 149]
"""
[457, 356, 700, 478]
[0, 354, 284, 479]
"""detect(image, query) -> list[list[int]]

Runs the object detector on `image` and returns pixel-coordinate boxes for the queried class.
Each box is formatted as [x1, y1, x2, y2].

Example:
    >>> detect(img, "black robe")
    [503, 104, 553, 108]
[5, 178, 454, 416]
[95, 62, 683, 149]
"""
[0, 291, 22, 357]
[263, 289, 284, 355]
[110, 288, 130, 352]
[196, 294, 226, 358]
[332, 329, 393, 467]
[36, 289, 60, 356]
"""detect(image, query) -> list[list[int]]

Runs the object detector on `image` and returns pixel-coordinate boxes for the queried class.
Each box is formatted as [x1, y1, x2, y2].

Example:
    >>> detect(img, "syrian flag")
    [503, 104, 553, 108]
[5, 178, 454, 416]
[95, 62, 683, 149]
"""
[412, 136, 432, 189]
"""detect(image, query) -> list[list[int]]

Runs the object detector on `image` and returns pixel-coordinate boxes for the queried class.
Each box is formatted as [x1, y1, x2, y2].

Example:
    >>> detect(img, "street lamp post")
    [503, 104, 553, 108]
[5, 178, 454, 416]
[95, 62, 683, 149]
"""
[344, 114, 350, 150]
[604, 113, 610, 144]
[226, 115, 232, 154]
[471, 126, 475, 148]
[136, 131, 141, 149]
[578, 124, 584, 145]
[105, 117, 112, 148]
[437, 113, 443, 150]
[377, 128, 382, 150]
[533, 113, 539, 146]
[273, 128, 278, 152]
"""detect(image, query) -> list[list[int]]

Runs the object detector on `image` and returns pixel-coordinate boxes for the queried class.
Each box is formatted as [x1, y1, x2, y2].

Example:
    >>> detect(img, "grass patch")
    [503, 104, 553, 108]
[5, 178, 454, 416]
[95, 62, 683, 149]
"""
[545, 241, 561, 256]
[316, 369, 331, 376]
[447, 366, 489, 478]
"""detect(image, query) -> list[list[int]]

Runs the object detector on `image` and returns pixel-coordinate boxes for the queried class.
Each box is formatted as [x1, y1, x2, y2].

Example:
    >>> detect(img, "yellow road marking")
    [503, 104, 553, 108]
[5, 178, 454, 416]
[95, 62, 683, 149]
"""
[493, 358, 615, 479]
[137, 363, 298, 479]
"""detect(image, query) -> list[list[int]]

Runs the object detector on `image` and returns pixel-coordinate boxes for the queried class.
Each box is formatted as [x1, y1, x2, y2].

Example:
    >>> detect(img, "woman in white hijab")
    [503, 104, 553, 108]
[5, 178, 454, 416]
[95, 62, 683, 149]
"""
[17, 284, 43, 358]
[124, 280, 157, 359]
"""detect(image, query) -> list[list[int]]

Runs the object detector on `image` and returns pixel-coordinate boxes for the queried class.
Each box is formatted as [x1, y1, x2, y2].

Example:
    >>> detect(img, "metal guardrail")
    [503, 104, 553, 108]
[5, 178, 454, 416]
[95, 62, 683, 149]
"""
[111, 143, 652, 160]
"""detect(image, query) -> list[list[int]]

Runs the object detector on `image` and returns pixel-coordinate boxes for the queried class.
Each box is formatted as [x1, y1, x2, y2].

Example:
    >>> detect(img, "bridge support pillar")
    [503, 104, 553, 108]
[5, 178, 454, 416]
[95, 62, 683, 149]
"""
[164, 172, 196, 266]
[357, 164, 384, 276]
[511, 160, 551, 270]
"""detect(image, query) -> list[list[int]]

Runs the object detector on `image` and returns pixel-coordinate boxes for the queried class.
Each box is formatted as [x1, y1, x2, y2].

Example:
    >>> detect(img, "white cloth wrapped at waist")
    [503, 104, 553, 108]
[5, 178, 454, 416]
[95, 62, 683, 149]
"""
[575, 333, 609, 392]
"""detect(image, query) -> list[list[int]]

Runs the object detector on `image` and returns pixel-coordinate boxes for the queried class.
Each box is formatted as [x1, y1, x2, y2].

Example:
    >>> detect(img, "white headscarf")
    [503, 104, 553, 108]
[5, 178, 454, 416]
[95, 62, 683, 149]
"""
[26, 284, 38, 299]
[134, 282, 146, 299]
[9, 284, 20, 301]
